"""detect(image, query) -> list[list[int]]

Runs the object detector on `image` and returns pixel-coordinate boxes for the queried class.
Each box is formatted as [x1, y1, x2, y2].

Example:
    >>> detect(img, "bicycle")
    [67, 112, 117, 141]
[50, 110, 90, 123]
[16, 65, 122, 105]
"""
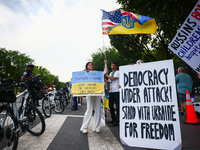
[0, 80, 18, 150]
[0, 77, 46, 150]
[0, 79, 19, 150]
[17, 75, 45, 136]
[42, 87, 65, 118]
[55, 87, 71, 107]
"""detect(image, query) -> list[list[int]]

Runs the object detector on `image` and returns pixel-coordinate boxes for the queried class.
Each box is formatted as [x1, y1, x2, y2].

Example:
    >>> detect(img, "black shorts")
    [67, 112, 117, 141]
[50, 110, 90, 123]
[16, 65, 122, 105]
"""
[178, 93, 186, 103]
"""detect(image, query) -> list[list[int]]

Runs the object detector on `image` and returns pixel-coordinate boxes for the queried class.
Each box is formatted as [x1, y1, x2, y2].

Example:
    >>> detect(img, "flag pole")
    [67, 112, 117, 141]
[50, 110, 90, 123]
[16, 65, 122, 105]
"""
[102, 35, 106, 58]
[101, 9, 108, 75]
[101, 9, 106, 59]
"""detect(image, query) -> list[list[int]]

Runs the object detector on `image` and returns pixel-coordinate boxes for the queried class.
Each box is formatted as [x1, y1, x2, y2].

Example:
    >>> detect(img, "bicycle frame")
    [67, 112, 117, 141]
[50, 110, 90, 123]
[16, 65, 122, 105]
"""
[0, 90, 28, 128]
[12, 89, 29, 122]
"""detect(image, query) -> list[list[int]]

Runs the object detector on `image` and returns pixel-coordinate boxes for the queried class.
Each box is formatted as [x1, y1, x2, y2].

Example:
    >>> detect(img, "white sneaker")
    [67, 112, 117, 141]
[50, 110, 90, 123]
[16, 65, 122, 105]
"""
[92, 128, 100, 133]
[81, 129, 87, 134]
[78, 103, 81, 106]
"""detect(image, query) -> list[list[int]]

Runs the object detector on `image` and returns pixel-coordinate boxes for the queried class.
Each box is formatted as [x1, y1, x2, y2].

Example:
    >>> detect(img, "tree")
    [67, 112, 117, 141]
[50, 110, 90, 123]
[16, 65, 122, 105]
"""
[0, 48, 33, 82]
[109, 0, 198, 62]
[90, 47, 133, 73]
[113, 0, 200, 92]
[0, 47, 65, 89]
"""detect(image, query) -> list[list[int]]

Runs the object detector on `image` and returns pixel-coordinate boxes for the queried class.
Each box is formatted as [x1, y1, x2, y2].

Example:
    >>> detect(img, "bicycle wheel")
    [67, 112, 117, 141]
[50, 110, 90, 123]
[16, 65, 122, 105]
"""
[62, 97, 68, 107]
[25, 104, 45, 136]
[52, 99, 65, 113]
[0, 105, 19, 150]
[42, 97, 52, 118]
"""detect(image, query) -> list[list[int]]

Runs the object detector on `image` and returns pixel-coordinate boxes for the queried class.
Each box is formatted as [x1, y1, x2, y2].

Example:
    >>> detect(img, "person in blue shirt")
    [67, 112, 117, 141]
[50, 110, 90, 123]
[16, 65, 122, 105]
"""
[175, 67, 193, 117]
[70, 80, 78, 110]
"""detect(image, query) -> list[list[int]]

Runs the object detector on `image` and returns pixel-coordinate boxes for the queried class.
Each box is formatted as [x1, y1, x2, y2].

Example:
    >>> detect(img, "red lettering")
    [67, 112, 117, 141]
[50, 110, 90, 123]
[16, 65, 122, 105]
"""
[191, 4, 200, 20]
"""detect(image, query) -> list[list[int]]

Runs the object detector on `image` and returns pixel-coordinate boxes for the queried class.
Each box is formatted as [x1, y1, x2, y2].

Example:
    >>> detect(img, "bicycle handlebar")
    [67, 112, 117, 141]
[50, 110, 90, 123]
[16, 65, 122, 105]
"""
[23, 74, 39, 83]
[14, 74, 40, 88]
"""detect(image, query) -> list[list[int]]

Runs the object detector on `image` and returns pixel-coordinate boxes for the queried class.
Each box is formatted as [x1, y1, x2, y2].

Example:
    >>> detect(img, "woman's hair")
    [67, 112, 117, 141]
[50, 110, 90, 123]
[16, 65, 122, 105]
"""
[85, 62, 94, 70]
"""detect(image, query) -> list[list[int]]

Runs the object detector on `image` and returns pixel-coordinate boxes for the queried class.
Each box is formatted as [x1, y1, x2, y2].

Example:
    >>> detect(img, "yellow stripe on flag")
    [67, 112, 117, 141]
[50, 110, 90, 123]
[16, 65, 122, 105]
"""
[109, 19, 157, 35]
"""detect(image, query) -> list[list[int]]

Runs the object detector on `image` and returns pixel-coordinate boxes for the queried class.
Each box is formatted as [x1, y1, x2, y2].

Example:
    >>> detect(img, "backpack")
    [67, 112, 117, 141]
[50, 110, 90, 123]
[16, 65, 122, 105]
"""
[0, 79, 16, 103]
[34, 78, 42, 91]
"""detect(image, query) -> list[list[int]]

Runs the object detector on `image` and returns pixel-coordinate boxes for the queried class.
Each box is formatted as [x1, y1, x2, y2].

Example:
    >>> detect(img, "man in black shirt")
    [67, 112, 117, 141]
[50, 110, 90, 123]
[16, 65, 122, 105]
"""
[21, 63, 40, 106]
[21, 63, 35, 81]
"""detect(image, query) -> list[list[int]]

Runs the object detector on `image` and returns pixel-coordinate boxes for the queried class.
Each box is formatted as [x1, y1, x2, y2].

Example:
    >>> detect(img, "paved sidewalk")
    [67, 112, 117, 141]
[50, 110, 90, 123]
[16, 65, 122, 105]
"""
[18, 115, 67, 150]
[18, 114, 124, 150]
[16, 94, 200, 150]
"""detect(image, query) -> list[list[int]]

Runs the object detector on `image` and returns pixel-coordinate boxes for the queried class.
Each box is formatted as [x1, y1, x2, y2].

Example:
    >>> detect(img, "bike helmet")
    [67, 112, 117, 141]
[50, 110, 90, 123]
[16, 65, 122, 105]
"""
[27, 63, 34, 68]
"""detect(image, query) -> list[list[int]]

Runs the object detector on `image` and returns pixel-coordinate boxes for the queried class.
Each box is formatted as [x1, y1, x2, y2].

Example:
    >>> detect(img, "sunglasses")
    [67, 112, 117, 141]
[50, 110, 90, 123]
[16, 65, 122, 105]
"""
[136, 62, 143, 64]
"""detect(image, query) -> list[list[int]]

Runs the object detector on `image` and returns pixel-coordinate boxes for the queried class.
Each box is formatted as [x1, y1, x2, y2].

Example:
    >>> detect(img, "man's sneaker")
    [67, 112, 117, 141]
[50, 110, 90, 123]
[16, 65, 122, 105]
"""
[112, 122, 119, 126]
[107, 120, 114, 124]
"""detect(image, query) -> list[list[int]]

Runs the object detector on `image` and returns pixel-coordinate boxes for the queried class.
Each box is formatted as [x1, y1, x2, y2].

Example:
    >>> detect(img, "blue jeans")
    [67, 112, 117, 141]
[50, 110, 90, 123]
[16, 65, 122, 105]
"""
[73, 97, 78, 109]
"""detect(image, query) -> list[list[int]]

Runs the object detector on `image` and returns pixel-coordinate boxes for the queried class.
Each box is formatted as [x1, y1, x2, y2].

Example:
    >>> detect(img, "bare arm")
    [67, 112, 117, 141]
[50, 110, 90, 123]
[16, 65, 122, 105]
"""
[105, 74, 118, 81]
[21, 74, 35, 82]
[104, 78, 110, 84]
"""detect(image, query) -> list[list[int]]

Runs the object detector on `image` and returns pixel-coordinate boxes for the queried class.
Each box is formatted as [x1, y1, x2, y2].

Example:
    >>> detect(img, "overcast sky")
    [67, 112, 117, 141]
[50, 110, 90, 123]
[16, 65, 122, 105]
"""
[0, 0, 121, 82]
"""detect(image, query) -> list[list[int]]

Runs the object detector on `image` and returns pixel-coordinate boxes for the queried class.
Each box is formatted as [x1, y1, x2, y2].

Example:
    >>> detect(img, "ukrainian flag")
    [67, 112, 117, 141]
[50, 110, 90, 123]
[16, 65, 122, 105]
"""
[102, 10, 157, 35]
[104, 93, 109, 108]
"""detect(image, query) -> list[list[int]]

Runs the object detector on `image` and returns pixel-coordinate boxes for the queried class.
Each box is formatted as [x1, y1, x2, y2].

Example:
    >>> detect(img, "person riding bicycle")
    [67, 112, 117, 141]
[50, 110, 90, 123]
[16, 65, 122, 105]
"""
[21, 63, 40, 106]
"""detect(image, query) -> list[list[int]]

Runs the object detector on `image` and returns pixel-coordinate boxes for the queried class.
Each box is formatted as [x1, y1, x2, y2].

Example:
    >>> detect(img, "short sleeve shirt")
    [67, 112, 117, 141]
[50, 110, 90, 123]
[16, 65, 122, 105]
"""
[108, 70, 119, 93]
[175, 73, 193, 94]
[22, 70, 33, 77]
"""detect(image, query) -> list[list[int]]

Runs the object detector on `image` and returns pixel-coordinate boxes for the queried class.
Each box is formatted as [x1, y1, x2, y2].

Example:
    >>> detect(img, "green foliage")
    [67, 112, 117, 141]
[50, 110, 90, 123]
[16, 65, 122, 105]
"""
[0, 48, 33, 82]
[90, 47, 133, 73]
[0, 47, 64, 89]
[111, 0, 198, 61]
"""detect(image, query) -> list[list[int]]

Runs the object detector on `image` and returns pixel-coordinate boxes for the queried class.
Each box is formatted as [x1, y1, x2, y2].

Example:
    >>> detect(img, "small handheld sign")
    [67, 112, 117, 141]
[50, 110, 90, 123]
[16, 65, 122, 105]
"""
[71, 71, 104, 96]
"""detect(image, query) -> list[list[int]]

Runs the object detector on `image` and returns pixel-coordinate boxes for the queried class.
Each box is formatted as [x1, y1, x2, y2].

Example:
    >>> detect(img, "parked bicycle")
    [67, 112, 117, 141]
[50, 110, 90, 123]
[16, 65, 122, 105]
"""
[42, 86, 65, 118]
[0, 79, 18, 150]
[55, 87, 70, 107]
[0, 77, 46, 150]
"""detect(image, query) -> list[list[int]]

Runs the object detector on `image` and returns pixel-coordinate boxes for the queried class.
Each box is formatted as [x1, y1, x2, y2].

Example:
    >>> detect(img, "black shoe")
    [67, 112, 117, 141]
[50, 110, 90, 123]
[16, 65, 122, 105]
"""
[112, 122, 119, 126]
[107, 120, 114, 124]
[179, 112, 184, 116]
[36, 104, 41, 107]
[72, 108, 78, 110]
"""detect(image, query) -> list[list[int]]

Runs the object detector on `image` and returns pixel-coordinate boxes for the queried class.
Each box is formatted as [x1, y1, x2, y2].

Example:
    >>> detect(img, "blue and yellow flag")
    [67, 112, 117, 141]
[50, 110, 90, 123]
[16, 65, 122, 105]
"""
[71, 71, 104, 96]
[102, 9, 157, 35]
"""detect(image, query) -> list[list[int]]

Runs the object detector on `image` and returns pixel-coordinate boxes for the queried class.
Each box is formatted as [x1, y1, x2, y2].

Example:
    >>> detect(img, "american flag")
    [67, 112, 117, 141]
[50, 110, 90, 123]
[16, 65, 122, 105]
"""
[102, 10, 121, 35]
[102, 9, 144, 35]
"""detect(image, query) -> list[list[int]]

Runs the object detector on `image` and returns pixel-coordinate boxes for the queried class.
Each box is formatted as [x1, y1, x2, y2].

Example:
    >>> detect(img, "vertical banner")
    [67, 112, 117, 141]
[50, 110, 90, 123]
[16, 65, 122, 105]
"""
[168, 0, 200, 74]
[71, 71, 104, 96]
[119, 60, 182, 150]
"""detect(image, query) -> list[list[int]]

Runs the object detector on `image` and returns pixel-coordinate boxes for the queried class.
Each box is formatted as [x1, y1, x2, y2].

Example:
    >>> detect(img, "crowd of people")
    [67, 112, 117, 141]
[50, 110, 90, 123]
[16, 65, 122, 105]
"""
[21, 60, 199, 135]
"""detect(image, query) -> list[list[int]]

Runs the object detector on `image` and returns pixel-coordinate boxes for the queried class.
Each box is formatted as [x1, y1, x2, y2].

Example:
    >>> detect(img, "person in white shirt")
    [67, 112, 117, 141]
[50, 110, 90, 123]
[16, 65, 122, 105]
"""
[104, 62, 119, 126]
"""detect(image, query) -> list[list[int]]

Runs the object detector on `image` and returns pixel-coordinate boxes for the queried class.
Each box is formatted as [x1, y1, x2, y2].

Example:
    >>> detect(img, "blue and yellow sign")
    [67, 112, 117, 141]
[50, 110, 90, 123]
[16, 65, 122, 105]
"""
[71, 71, 104, 96]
